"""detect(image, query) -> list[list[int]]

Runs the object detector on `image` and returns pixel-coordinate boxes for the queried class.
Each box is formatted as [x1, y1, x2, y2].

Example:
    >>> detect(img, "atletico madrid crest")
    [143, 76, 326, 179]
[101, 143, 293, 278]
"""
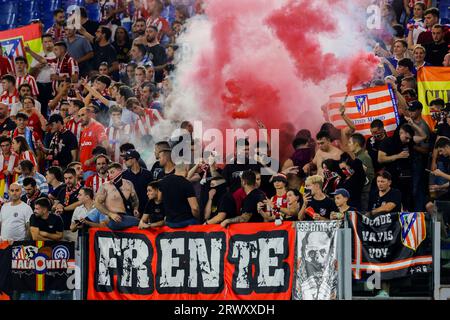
[0, 37, 25, 59]
[399, 212, 426, 251]
[355, 94, 370, 116]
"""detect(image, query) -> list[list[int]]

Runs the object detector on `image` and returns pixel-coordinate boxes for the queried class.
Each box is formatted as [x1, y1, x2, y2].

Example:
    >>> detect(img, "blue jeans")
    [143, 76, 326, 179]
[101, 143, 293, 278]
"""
[166, 218, 199, 228]
[107, 215, 139, 230]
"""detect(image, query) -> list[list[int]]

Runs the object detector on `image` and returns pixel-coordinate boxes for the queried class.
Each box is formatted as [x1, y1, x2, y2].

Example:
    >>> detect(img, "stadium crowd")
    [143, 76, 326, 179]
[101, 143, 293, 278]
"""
[0, 0, 448, 298]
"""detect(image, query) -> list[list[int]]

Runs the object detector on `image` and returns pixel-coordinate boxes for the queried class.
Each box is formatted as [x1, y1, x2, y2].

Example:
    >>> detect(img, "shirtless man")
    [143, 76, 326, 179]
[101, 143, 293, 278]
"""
[94, 162, 140, 230]
[304, 130, 343, 177]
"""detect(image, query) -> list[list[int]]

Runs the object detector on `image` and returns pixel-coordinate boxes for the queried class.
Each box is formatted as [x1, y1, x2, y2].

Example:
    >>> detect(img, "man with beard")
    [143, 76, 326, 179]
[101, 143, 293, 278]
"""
[46, 9, 66, 42]
[64, 25, 94, 78]
[0, 103, 16, 137]
[92, 27, 119, 74]
[78, 107, 108, 180]
[85, 154, 110, 196]
[21, 177, 48, 211]
[132, 18, 147, 42]
[54, 168, 82, 242]
[144, 25, 167, 83]
[95, 162, 140, 230]
[38, 114, 77, 169]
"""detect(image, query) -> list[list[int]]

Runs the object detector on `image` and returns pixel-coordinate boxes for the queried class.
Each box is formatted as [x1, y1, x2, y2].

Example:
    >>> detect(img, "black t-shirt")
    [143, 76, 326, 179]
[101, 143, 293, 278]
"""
[366, 135, 387, 173]
[368, 187, 402, 213]
[49, 130, 78, 168]
[424, 41, 448, 66]
[146, 44, 167, 83]
[222, 162, 263, 193]
[241, 188, 266, 223]
[82, 20, 100, 38]
[338, 158, 366, 210]
[57, 186, 81, 230]
[159, 175, 197, 223]
[20, 192, 48, 211]
[92, 42, 117, 70]
[113, 41, 131, 64]
[0, 118, 16, 135]
[144, 200, 165, 223]
[379, 135, 412, 178]
[305, 196, 338, 221]
[29, 213, 64, 234]
[217, 192, 237, 220]
[150, 161, 174, 181]
[49, 183, 65, 200]
[123, 168, 153, 213]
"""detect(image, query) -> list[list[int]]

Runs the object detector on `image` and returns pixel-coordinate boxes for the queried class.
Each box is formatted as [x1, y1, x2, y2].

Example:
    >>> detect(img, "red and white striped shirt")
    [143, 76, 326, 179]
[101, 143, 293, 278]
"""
[46, 25, 66, 42]
[18, 150, 37, 168]
[134, 109, 162, 138]
[0, 89, 20, 111]
[85, 174, 108, 195]
[66, 118, 83, 144]
[106, 124, 132, 163]
[53, 53, 79, 94]
[16, 74, 39, 97]
[146, 16, 170, 41]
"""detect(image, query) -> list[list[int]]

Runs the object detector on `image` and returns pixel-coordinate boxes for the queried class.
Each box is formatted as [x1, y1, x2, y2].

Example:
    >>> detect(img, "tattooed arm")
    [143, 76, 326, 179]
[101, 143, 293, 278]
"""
[220, 213, 252, 228]
[129, 182, 140, 217]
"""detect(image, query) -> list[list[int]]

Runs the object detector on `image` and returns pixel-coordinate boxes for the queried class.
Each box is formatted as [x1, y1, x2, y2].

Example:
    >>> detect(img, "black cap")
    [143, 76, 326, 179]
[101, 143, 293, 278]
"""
[124, 149, 140, 160]
[407, 100, 423, 111]
[48, 114, 64, 124]
[430, 98, 445, 107]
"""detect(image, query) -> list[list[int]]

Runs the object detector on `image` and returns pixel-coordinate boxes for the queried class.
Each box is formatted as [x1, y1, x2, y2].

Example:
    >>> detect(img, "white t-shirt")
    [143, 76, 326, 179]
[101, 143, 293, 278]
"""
[30, 51, 57, 84]
[0, 201, 33, 241]
[71, 205, 92, 224]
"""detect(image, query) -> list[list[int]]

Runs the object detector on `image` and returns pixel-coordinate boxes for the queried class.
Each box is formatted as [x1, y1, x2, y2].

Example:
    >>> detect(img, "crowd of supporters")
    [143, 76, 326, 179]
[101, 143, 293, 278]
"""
[0, 1, 448, 297]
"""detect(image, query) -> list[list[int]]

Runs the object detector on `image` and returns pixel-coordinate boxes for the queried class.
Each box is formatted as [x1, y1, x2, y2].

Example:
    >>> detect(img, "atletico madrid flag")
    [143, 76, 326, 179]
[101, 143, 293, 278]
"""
[326, 85, 400, 137]
[0, 24, 43, 67]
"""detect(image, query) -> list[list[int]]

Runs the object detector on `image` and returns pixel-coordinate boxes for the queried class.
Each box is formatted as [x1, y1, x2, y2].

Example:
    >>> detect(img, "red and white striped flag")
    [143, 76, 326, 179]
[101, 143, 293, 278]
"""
[326, 85, 400, 137]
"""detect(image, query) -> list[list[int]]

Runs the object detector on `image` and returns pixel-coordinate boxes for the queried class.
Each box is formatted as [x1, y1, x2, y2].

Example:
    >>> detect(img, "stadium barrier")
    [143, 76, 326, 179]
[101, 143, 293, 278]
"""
[0, 212, 442, 300]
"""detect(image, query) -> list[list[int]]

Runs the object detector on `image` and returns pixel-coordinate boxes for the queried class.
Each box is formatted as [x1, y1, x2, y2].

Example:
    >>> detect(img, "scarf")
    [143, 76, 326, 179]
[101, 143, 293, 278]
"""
[27, 190, 41, 206]
[65, 182, 81, 206]
[49, 129, 68, 158]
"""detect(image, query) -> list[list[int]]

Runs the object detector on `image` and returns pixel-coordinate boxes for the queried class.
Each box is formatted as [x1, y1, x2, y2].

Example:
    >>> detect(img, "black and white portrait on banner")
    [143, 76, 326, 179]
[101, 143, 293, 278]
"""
[293, 221, 341, 300]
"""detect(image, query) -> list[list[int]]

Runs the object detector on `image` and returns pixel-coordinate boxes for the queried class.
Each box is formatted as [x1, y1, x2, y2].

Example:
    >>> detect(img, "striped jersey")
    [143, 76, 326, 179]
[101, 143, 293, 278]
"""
[66, 118, 83, 144]
[326, 85, 399, 137]
[16, 74, 39, 97]
[85, 174, 108, 195]
[106, 124, 132, 163]
[134, 109, 162, 138]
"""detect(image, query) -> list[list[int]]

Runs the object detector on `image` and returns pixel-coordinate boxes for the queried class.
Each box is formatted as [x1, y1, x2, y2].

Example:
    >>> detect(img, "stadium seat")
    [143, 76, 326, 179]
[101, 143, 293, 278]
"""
[39, 0, 63, 12]
[0, 0, 18, 15]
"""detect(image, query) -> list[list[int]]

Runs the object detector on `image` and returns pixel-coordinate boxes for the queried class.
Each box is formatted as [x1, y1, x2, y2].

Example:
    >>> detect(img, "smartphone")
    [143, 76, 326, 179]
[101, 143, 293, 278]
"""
[425, 169, 432, 173]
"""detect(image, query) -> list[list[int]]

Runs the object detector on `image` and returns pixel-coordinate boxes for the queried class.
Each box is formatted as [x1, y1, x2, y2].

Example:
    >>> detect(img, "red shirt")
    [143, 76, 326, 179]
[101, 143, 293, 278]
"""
[233, 188, 247, 216]
[79, 120, 107, 172]
[0, 55, 13, 78]
[18, 150, 37, 168]
[272, 193, 288, 209]
[25, 113, 44, 140]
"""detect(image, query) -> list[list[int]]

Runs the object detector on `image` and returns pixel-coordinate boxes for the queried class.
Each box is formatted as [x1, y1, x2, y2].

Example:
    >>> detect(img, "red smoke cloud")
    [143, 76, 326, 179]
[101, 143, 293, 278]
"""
[184, 0, 379, 160]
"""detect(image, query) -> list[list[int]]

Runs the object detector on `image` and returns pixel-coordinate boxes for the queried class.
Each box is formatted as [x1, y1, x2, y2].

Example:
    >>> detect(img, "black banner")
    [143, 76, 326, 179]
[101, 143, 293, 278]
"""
[348, 212, 432, 281]
[10, 241, 75, 292]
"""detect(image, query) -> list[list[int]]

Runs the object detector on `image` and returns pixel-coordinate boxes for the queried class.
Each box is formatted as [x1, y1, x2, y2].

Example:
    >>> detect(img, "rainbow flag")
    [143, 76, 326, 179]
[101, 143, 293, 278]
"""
[0, 24, 43, 67]
[326, 85, 400, 137]
[418, 67, 450, 130]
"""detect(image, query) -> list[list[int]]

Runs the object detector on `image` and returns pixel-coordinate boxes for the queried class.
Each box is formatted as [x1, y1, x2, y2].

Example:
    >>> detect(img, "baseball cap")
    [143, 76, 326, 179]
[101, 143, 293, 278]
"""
[331, 188, 350, 199]
[48, 114, 64, 125]
[124, 149, 140, 160]
[407, 100, 423, 111]
[272, 173, 288, 184]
